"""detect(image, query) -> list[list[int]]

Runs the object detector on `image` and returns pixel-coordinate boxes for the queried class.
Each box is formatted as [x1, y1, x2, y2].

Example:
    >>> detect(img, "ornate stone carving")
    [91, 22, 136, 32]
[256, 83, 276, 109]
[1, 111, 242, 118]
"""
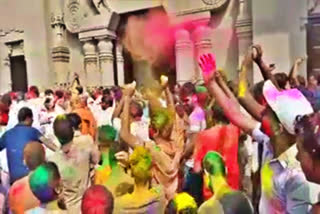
[52, 47, 70, 62]
[97, 38, 113, 61]
[64, 0, 85, 33]
[202, 0, 227, 7]
[175, 0, 229, 16]
[92, 0, 111, 14]
[51, 13, 64, 26]
[83, 40, 97, 63]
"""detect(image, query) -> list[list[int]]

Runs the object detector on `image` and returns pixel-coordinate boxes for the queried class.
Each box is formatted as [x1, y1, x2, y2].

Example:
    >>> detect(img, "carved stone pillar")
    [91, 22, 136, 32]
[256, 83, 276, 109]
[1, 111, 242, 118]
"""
[175, 29, 195, 83]
[82, 40, 98, 87]
[97, 37, 114, 87]
[51, 8, 70, 85]
[236, 0, 253, 84]
[116, 41, 125, 86]
[193, 26, 213, 80]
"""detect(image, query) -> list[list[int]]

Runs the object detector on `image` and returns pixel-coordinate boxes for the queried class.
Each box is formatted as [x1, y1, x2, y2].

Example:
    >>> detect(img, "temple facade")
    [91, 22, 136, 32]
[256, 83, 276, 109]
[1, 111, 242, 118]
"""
[0, 0, 316, 93]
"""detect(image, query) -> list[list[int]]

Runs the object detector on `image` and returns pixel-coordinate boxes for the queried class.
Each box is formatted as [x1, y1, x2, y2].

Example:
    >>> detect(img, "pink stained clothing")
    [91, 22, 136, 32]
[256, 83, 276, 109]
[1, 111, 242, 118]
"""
[194, 124, 240, 194]
[9, 175, 40, 214]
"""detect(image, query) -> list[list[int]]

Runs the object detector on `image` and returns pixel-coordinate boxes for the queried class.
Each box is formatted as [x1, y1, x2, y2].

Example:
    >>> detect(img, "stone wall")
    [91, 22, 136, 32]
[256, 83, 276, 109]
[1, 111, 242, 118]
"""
[0, 0, 51, 93]
[252, 0, 308, 82]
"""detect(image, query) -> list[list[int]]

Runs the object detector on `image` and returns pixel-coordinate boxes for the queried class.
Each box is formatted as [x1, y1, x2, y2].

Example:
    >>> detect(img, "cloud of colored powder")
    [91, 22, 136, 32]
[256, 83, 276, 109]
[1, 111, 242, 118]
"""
[122, 9, 208, 68]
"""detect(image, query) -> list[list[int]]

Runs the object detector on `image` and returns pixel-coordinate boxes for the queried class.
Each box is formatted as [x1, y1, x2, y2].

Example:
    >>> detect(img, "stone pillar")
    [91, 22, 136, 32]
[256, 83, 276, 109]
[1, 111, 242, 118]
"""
[193, 26, 213, 80]
[50, 0, 70, 85]
[236, 0, 253, 84]
[82, 40, 98, 87]
[116, 41, 125, 86]
[97, 37, 114, 87]
[175, 29, 195, 83]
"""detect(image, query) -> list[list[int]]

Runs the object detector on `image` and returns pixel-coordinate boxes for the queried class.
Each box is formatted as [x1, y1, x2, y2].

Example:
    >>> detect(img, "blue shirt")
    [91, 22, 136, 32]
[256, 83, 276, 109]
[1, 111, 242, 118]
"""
[0, 124, 42, 184]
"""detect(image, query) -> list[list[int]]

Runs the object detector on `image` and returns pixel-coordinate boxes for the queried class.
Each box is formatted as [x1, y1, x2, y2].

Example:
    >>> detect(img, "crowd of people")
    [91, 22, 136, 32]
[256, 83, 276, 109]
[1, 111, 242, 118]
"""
[0, 44, 320, 213]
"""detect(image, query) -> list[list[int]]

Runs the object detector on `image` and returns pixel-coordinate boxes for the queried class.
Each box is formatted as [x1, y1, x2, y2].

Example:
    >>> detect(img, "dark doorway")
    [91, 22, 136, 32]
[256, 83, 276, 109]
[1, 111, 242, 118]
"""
[307, 14, 320, 77]
[10, 55, 28, 92]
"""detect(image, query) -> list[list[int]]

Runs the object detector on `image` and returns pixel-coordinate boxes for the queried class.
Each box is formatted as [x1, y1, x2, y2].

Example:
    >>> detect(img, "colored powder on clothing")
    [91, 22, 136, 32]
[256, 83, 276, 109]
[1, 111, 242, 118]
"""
[238, 80, 247, 98]
[261, 163, 274, 198]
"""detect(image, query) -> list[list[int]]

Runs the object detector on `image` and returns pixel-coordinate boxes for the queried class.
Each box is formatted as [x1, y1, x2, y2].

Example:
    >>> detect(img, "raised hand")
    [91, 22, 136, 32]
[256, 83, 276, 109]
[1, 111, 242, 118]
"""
[198, 53, 217, 83]
[115, 151, 129, 168]
[295, 57, 306, 66]
[160, 75, 169, 88]
[252, 44, 263, 62]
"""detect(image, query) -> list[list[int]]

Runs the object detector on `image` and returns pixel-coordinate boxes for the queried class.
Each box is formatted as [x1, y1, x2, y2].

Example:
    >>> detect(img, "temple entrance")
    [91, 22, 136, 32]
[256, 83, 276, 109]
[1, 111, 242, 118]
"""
[9, 55, 28, 92]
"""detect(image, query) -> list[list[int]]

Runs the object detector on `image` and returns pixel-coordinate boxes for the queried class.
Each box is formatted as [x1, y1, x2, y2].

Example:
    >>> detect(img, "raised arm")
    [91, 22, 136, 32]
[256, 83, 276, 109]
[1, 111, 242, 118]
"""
[288, 57, 305, 87]
[199, 54, 259, 133]
[160, 75, 175, 111]
[237, 49, 266, 121]
[252, 45, 280, 90]
[39, 136, 58, 152]
[119, 95, 140, 149]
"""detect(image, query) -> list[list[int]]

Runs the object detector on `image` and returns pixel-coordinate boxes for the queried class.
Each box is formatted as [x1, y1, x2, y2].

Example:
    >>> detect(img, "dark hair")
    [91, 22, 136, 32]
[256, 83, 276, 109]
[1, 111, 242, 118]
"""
[274, 73, 289, 89]
[212, 103, 229, 125]
[53, 115, 74, 145]
[44, 98, 52, 105]
[29, 86, 40, 97]
[55, 90, 64, 99]
[297, 75, 306, 87]
[101, 96, 113, 107]
[102, 88, 111, 96]
[45, 89, 54, 96]
[29, 162, 61, 203]
[24, 141, 45, 170]
[81, 185, 114, 214]
[180, 82, 195, 98]
[66, 113, 82, 130]
[76, 86, 84, 95]
[1, 93, 12, 107]
[251, 81, 265, 105]
[130, 101, 143, 118]
[18, 107, 33, 122]
[295, 113, 320, 159]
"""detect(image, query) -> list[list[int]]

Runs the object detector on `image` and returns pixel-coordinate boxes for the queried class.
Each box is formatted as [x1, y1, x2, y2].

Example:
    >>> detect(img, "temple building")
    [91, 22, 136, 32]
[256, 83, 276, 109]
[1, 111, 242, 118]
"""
[0, 0, 317, 93]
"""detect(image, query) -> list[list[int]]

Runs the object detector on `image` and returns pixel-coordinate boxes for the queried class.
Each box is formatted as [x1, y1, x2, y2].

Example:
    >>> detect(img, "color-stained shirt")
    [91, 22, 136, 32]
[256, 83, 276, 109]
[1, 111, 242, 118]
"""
[194, 124, 240, 195]
[257, 143, 320, 214]
[0, 124, 42, 184]
[48, 135, 99, 213]
[9, 175, 40, 214]
[114, 186, 165, 214]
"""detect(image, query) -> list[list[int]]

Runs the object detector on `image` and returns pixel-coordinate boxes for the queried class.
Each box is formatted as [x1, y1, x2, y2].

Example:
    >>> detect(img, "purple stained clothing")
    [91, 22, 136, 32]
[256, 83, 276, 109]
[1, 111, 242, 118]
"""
[259, 145, 320, 214]
[251, 126, 320, 213]
[297, 86, 320, 111]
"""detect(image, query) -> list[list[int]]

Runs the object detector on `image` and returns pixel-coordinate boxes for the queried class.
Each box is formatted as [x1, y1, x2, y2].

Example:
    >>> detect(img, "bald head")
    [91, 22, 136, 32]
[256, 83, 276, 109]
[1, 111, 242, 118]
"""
[24, 141, 46, 170]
